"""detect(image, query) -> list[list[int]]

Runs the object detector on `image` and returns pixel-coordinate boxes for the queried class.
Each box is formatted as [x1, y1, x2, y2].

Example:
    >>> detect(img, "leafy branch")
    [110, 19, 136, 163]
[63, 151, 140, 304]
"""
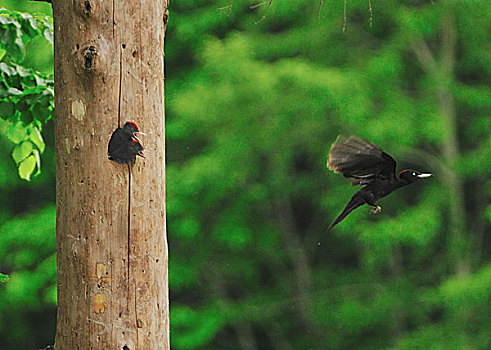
[0, 8, 54, 181]
[0, 272, 7, 283]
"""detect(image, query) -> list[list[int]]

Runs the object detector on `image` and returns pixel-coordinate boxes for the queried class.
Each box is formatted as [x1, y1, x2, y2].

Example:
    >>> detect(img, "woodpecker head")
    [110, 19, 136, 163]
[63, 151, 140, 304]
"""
[122, 121, 146, 143]
[399, 169, 433, 183]
[130, 140, 145, 159]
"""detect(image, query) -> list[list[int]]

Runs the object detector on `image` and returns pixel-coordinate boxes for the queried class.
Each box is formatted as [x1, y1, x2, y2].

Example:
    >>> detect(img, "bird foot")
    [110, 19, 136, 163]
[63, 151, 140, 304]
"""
[369, 206, 381, 215]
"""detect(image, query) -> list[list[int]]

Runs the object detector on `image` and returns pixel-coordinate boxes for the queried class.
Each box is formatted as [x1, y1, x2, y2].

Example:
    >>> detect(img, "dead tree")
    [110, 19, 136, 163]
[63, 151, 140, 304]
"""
[52, 0, 170, 348]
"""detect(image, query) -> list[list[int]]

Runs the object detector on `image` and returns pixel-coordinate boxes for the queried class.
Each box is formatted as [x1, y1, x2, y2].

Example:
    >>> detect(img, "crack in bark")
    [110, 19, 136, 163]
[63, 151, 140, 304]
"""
[127, 166, 139, 346]
[118, 48, 123, 127]
[112, 0, 116, 38]
[127, 163, 131, 316]
[134, 284, 139, 346]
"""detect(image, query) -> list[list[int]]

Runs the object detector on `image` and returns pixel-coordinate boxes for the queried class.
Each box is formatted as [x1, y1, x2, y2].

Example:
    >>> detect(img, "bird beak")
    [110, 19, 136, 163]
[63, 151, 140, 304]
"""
[417, 173, 433, 178]
[132, 132, 146, 143]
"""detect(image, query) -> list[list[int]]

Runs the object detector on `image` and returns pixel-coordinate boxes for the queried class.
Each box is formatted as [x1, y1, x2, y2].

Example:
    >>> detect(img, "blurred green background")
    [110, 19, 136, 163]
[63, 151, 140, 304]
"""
[0, 0, 490, 349]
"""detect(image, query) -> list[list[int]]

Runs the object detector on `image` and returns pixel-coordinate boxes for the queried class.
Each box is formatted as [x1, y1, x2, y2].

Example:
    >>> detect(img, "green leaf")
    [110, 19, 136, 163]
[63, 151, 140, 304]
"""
[20, 13, 37, 38]
[0, 15, 10, 26]
[16, 100, 29, 112]
[18, 154, 36, 181]
[32, 148, 41, 176]
[6, 87, 22, 95]
[7, 121, 27, 143]
[0, 101, 14, 118]
[34, 74, 46, 86]
[42, 17, 53, 31]
[0, 62, 16, 76]
[43, 28, 53, 45]
[12, 141, 33, 164]
[0, 273, 8, 284]
[31, 102, 52, 124]
[12, 36, 25, 59]
[0, 27, 14, 46]
[16, 64, 31, 77]
[29, 125, 45, 152]
[28, 16, 38, 31]
[20, 109, 34, 124]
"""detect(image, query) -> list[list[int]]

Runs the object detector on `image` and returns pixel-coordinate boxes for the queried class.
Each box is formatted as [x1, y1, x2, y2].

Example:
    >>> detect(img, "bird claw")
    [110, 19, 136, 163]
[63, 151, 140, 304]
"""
[369, 206, 381, 215]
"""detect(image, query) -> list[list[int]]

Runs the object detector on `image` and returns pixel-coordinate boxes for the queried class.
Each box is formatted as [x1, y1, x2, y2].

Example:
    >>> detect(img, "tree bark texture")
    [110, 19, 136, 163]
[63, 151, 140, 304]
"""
[52, 1, 169, 349]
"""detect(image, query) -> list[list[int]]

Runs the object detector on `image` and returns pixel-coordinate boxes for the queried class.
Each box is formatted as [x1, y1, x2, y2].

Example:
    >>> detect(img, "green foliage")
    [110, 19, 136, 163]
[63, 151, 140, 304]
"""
[0, 0, 489, 349]
[0, 272, 7, 283]
[0, 8, 53, 181]
[0, 206, 56, 346]
[165, 1, 490, 349]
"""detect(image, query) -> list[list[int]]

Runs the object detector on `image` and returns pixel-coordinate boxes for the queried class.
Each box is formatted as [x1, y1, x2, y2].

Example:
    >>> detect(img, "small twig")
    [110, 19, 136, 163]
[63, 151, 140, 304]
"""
[343, 0, 347, 32]
[249, 1, 268, 9]
[368, 0, 373, 28]
[317, 0, 323, 21]
[217, 0, 233, 16]
[250, 0, 273, 24]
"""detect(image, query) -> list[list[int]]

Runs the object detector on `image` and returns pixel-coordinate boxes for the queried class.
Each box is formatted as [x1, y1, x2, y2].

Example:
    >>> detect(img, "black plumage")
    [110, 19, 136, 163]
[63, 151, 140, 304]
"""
[326, 136, 432, 232]
[108, 122, 145, 165]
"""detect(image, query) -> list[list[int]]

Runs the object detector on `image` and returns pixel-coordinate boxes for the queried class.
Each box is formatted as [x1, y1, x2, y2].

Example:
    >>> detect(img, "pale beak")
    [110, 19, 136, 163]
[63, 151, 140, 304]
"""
[417, 173, 433, 178]
[132, 132, 146, 143]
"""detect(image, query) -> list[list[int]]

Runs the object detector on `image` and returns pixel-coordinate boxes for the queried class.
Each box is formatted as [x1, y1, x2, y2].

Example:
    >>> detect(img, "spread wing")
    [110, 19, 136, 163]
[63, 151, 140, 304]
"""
[327, 135, 397, 185]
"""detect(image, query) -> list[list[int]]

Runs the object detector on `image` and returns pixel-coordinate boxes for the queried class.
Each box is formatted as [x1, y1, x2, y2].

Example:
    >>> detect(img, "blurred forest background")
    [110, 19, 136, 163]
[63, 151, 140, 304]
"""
[0, 0, 490, 349]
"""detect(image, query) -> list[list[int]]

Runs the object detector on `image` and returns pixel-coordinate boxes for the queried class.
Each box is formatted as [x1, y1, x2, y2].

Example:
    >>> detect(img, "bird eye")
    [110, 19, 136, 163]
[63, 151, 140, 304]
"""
[412, 172, 416, 176]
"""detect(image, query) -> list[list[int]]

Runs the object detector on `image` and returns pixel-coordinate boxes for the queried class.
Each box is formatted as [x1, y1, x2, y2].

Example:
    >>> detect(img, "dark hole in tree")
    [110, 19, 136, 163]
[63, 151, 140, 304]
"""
[84, 46, 97, 69]
[84, 1, 92, 16]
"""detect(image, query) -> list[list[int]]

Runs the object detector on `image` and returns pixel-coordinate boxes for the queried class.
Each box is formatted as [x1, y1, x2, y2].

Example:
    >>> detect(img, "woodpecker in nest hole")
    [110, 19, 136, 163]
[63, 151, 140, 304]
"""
[108, 121, 146, 166]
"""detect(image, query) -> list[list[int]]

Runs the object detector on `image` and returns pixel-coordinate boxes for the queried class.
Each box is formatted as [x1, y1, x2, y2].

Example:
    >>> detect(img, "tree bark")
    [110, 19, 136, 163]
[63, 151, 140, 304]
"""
[52, 1, 169, 349]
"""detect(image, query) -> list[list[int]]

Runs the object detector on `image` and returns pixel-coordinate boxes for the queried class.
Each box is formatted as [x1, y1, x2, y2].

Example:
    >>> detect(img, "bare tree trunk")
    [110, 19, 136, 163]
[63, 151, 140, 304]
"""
[52, 1, 169, 349]
[437, 12, 470, 276]
[412, 8, 469, 277]
[205, 265, 258, 350]
[275, 199, 313, 329]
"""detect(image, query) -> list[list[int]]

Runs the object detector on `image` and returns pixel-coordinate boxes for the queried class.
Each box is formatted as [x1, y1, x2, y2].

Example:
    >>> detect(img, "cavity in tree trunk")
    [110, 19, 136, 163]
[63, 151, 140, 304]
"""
[52, 0, 169, 348]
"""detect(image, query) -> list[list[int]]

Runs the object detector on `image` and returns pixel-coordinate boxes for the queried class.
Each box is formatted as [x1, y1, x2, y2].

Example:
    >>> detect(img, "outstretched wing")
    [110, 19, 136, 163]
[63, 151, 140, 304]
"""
[327, 135, 397, 185]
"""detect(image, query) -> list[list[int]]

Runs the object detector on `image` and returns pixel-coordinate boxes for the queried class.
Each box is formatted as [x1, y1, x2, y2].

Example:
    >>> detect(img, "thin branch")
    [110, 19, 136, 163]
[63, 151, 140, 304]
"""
[250, 0, 273, 24]
[249, 1, 269, 9]
[317, 0, 323, 21]
[412, 40, 437, 76]
[217, 0, 233, 16]
[343, 0, 347, 32]
[368, 0, 373, 28]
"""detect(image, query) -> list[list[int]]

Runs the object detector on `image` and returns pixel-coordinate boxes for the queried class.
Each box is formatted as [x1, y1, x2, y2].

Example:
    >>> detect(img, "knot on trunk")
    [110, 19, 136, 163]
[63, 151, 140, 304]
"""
[83, 46, 97, 70]
[77, 0, 95, 18]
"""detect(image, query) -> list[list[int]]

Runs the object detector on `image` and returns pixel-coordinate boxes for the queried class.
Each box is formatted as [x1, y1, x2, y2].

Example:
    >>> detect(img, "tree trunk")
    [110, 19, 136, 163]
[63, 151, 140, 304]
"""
[52, 1, 169, 349]
[412, 6, 469, 277]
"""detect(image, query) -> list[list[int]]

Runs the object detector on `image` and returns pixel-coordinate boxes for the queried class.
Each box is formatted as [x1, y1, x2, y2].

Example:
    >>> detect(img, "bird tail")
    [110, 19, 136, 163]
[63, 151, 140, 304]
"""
[326, 195, 365, 233]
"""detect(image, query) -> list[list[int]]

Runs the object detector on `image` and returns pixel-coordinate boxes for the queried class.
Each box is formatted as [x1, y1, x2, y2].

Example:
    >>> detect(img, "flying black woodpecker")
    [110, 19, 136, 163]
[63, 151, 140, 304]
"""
[326, 135, 432, 232]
